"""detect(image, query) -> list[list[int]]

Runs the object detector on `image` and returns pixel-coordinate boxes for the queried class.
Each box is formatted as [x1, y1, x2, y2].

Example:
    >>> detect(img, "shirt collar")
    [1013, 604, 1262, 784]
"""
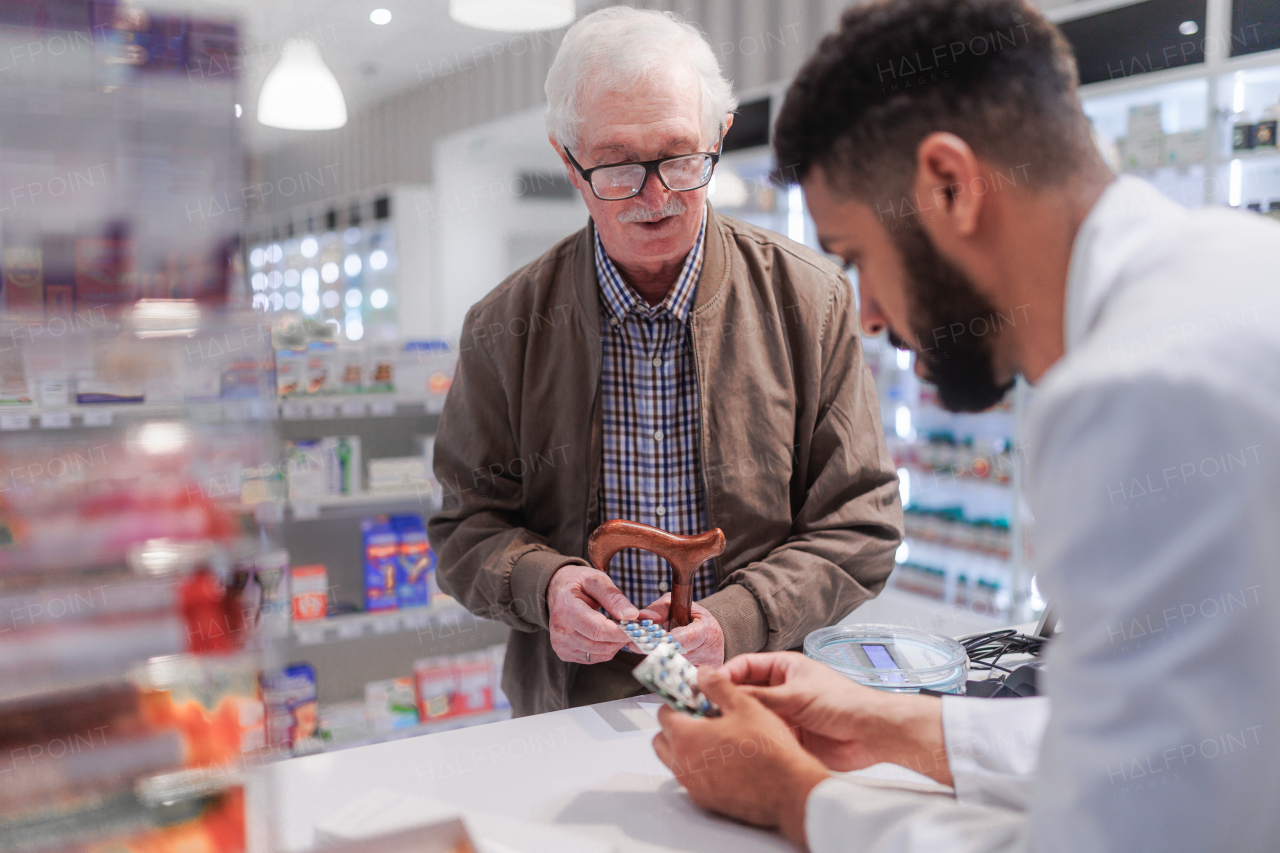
[1064, 176, 1186, 352]
[594, 206, 707, 325]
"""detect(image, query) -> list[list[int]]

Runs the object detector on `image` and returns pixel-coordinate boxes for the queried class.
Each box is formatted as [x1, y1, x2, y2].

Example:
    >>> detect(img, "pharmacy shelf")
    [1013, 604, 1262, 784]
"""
[1230, 147, 1280, 161]
[0, 394, 442, 432]
[0, 399, 275, 430]
[279, 394, 442, 421]
[898, 461, 1013, 489]
[285, 490, 437, 520]
[317, 707, 513, 753]
[291, 599, 479, 646]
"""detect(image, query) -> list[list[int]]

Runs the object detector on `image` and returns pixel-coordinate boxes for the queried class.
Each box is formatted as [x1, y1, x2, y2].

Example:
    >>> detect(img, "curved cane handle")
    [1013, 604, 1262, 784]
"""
[588, 519, 726, 629]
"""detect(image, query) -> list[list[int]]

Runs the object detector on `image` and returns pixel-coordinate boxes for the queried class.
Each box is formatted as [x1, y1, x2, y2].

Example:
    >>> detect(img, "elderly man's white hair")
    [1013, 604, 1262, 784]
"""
[544, 6, 738, 154]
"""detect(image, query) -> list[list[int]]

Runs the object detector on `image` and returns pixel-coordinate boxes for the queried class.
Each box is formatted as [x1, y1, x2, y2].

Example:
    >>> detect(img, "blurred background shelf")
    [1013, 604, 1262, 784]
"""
[312, 706, 513, 754]
[291, 599, 475, 647]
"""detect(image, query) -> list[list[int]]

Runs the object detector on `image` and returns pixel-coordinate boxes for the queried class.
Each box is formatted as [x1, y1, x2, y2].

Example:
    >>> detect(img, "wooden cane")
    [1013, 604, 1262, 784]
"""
[587, 519, 726, 629]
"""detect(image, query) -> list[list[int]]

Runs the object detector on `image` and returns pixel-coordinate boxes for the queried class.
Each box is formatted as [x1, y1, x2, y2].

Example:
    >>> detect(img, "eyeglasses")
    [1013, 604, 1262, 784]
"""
[563, 140, 723, 201]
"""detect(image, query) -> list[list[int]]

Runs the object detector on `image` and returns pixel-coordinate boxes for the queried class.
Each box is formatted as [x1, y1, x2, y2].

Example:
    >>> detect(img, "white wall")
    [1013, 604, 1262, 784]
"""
[392, 185, 434, 341]
[426, 106, 589, 342]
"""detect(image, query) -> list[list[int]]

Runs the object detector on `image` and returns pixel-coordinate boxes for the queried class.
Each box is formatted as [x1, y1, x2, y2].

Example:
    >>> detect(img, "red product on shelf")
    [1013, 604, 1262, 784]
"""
[290, 564, 328, 621]
[451, 653, 493, 717]
[412, 653, 493, 721]
[413, 657, 456, 721]
[180, 570, 246, 654]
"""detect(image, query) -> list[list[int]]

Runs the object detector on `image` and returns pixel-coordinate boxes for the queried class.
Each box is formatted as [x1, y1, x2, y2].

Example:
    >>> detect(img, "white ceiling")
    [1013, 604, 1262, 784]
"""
[160, 0, 1085, 154]
[157, 0, 605, 152]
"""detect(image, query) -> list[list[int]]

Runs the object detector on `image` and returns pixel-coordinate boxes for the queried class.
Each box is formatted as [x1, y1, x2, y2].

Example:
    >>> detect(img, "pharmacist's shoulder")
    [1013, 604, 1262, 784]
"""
[1140, 203, 1279, 286]
[1054, 191, 1280, 406]
[1030, 317, 1280, 466]
[711, 210, 849, 313]
[464, 225, 587, 327]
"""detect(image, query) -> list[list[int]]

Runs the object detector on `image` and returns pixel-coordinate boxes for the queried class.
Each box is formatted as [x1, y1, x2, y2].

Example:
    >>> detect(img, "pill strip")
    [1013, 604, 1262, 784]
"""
[621, 620, 719, 718]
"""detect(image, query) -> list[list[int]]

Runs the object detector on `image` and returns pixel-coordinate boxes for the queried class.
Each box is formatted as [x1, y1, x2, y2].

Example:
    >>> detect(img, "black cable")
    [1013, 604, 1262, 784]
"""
[959, 629, 1047, 674]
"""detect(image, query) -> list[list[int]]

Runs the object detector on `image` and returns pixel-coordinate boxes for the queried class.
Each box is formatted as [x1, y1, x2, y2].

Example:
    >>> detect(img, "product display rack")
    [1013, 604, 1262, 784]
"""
[0, 311, 284, 853]
[242, 185, 433, 345]
[0, 3, 289, 848]
[290, 597, 471, 647]
[863, 338, 1034, 624]
[1049, 0, 1280, 214]
[261, 348, 511, 755]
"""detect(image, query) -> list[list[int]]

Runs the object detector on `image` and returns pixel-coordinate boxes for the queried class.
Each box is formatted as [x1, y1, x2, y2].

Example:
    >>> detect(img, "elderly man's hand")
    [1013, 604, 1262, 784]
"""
[635, 594, 724, 666]
[547, 565, 640, 665]
[653, 668, 830, 850]
[726, 652, 952, 786]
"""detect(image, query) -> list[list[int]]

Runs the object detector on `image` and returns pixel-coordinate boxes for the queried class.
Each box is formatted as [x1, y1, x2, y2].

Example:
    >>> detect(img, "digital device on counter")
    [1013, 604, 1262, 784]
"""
[804, 624, 969, 694]
[622, 619, 720, 718]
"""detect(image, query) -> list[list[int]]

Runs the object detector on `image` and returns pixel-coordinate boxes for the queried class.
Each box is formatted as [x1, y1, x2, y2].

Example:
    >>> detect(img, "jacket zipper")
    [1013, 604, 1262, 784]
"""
[567, 325, 603, 708]
[687, 319, 719, 585]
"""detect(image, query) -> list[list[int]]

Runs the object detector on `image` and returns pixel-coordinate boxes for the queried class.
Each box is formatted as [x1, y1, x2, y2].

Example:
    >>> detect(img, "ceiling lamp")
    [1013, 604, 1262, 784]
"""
[257, 38, 348, 130]
[449, 0, 575, 32]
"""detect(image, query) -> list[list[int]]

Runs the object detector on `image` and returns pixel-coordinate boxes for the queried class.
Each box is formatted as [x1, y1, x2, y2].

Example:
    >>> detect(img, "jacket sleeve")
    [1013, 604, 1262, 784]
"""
[427, 306, 588, 633]
[699, 275, 905, 658]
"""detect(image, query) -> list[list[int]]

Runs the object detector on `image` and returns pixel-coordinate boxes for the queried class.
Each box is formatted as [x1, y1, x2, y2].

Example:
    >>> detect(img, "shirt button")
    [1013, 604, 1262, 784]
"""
[651, 356, 662, 368]
[658, 581, 669, 592]
[655, 506, 666, 516]
[610, 317, 620, 327]
[653, 429, 664, 442]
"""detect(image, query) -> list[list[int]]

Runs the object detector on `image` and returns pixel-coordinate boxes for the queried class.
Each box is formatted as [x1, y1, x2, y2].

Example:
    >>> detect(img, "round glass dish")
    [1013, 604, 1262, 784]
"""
[804, 624, 969, 694]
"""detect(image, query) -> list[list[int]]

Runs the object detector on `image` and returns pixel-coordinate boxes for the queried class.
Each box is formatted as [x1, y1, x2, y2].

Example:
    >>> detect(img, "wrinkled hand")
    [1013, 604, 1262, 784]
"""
[653, 667, 829, 850]
[726, 652, 951, 785]
[547, 564, 639, 665]
[636, 594, 724, 666]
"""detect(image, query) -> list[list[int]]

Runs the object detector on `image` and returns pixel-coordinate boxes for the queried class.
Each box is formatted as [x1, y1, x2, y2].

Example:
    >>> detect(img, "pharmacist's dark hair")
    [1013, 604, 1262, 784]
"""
[773, 0, 1092, 200]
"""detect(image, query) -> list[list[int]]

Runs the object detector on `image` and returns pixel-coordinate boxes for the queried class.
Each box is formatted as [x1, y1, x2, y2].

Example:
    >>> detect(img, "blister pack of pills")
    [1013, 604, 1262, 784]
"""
[621, 620, 720, 718]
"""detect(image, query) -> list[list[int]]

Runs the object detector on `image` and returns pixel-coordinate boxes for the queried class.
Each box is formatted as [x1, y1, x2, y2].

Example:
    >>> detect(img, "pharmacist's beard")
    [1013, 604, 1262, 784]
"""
[893, 224, 1014, 413]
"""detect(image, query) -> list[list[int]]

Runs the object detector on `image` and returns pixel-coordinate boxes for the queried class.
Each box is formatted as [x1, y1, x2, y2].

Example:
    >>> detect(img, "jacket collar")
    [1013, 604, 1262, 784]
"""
[594, 208, 706, 325]
[574, 203, 730, 326]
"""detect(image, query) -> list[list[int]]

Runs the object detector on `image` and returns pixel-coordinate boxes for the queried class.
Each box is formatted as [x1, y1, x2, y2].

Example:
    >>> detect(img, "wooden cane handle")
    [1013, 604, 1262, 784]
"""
[588, 519, 726, 629]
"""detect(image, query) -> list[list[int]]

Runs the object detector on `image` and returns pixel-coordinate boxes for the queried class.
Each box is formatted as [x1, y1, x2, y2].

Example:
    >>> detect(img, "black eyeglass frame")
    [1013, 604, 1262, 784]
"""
[563, 135, 725, 201]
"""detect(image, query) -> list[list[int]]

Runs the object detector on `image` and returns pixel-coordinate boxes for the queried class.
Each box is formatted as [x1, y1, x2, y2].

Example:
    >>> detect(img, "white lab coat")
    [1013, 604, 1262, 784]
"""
[806, 177, 1280, 852]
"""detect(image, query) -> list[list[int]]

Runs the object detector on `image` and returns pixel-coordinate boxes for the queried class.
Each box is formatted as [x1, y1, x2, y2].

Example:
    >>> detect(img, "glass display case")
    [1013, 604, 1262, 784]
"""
[247, 199, 400, 344]
[1057, 0, 1280, 216]
[0, 310, 283, 853]
[863, 338, 1036, 622]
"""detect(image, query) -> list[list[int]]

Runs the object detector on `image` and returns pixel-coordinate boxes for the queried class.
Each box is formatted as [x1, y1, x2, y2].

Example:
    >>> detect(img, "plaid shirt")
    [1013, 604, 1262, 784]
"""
[595, 214, 715, 609]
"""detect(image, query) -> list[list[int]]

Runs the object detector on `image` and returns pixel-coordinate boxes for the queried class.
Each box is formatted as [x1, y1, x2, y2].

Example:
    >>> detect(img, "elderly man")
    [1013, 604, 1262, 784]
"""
[428, 6, 903, 717]
[653, 0, 1280, 851]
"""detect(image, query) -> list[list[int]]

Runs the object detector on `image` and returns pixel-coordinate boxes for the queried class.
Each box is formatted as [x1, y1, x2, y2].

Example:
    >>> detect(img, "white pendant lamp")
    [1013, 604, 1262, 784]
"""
[449, 0, 575, 32]
[257, 38, 348, 130]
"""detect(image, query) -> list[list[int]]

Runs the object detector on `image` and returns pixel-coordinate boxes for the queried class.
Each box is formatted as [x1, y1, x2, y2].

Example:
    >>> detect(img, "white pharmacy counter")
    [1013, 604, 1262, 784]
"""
[247, 693, 947, 853]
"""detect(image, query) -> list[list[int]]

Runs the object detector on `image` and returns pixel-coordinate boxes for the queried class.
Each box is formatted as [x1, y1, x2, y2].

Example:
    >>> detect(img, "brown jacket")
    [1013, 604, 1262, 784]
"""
[428, 206, 903, 716]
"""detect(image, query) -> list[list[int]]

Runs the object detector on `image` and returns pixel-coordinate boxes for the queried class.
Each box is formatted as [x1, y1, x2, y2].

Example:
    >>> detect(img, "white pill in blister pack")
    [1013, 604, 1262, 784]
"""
[620, 620, 718, 718]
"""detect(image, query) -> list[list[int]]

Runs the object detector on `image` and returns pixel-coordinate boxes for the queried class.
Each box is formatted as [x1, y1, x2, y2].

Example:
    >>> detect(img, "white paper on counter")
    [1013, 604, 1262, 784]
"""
[315, 787, 613, 853]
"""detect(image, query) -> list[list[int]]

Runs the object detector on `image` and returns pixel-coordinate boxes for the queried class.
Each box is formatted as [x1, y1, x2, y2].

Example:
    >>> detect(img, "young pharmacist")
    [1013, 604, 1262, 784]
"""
[654, 1, 1280, 851]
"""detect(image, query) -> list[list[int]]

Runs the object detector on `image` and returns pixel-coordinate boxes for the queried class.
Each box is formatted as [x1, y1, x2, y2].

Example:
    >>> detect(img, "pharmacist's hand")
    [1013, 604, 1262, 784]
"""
[636, 595, 724, 667]
[547, 565, 639, 665]
[725, 652, 952, 785]
[653, 667, 828, 849]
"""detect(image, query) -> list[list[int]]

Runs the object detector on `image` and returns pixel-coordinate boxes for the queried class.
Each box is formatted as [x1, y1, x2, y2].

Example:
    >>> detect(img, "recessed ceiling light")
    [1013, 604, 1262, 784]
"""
[370, 8, 392, 25]
[234, 103, 242, 117]
[1179, 20, 1199, 35]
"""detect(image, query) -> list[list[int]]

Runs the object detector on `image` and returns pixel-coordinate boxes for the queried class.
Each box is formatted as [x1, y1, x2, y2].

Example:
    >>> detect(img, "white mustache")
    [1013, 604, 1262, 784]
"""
[617, 196, 687, 224]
